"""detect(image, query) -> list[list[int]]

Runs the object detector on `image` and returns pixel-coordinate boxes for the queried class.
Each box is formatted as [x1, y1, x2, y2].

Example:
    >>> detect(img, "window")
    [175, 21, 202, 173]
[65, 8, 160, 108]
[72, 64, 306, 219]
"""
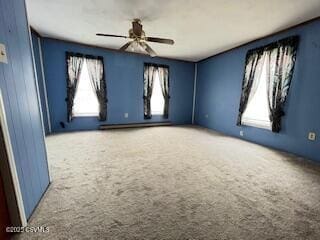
[151, 70, 165, 115]
[238, 36, 298, 132]
[144, 64, 169, 119]
[72, 61, 99, 117]
[241, 56, 271, 130]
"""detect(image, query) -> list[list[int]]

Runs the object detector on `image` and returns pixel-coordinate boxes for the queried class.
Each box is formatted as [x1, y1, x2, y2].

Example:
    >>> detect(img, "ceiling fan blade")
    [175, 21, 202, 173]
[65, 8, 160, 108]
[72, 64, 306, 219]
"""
[140, 42, 157, 57]
[132, 20, 143, 36]
[145, 37, 174, 45]
[96, 33, 128, 39]
[119, 41, 133, 51]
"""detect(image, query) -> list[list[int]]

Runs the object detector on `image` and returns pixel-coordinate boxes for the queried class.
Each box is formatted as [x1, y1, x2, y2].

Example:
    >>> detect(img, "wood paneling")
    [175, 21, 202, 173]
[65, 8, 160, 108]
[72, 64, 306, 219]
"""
[0, 0, 50, 218]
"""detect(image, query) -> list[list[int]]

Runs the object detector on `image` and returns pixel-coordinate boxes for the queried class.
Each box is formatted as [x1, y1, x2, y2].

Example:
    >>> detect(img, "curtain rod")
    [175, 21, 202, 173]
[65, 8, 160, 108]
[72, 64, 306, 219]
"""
[66, 51, 103, 60]
[247, 35, 299, 54]
[144, 62, 169, 69]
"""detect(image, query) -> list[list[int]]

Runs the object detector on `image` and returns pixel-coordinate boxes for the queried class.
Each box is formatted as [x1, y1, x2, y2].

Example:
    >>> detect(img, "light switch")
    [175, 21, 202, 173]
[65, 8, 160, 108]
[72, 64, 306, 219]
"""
[124, 113, 128, 118]
[0, 44, 8, 64]
[240, 130, 244, 136]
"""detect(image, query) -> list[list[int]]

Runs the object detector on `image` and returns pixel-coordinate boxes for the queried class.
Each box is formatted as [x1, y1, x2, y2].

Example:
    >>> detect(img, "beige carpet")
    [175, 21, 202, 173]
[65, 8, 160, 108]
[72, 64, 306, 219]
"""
[14, 126, 320, 240]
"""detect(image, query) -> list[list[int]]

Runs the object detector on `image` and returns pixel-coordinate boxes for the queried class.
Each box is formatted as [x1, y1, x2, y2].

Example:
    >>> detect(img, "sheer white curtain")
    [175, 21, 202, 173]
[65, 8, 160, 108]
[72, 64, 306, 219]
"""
[265, 37, 299, 132]
[241, 52, 272, 129]
[246, 52, 267, 106]
[157, 67, 169, 118]
[237, 50, 265, 125]
[86, 58, 107, 121]
[143, 65, 156, 119]
[66, 54, 84, 121]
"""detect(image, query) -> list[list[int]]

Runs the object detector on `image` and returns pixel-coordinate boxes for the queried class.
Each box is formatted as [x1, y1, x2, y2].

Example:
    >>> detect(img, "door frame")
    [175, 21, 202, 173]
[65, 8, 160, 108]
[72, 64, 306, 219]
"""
[0, 89, 27, 227]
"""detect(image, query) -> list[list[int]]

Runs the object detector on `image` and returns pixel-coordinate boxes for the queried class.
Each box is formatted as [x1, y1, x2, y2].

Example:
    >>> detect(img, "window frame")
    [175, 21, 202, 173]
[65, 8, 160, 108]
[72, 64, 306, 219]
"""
[144, 62, 170, 118]
[241, 56, 272, 130]
[66, 52, 105, 119]
[241, 118, 271, 130]
[150, 70, 165, 116]
[238, 36, 298, 132]
[72, 60, 100, 118]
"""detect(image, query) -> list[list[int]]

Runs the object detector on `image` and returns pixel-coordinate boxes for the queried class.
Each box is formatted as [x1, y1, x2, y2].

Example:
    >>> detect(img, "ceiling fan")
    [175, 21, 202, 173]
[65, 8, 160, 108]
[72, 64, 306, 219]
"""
[96, 19, 174, 57]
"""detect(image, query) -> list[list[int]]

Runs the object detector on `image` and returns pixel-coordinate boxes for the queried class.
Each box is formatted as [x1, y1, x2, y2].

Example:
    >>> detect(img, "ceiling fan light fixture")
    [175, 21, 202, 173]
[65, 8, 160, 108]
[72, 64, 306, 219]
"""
[96, 19, 174, 57]
[130, 43, 135, 51]
[141, 41, 147, 50]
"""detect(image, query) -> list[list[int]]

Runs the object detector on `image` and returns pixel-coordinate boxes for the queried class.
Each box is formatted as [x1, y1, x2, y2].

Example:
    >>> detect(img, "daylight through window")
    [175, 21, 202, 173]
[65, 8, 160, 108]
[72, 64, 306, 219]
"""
[241, 56, 271, 130]
[73, 61, 99, 117]
[151, 70, 165, 115]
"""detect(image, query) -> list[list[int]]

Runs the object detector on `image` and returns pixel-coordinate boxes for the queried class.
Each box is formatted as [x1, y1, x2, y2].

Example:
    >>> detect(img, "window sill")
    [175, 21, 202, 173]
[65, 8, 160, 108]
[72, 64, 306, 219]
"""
[241, 118, 271, 130]
[151, 113, 164, 116]
[73, 114, 99, 118]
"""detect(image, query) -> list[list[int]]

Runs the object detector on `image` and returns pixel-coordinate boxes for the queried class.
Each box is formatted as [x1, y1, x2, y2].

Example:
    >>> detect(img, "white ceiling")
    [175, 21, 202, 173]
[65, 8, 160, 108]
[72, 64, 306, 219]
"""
[26, 0, 320, 62]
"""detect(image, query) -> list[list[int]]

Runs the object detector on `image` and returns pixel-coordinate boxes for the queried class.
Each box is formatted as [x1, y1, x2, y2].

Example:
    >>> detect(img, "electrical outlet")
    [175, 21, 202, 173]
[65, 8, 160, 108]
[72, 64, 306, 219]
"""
[308, 132, 316, 141]
[0, 43, 8, 64]
[240, 130, 244, 136]
[124, 113, 129, 118]
[205, 114, 209, 118]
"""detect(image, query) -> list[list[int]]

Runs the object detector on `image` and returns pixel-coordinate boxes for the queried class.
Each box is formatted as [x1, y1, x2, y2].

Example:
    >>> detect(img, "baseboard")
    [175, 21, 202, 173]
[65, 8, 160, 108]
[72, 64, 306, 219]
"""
[100, 122, 172, 130]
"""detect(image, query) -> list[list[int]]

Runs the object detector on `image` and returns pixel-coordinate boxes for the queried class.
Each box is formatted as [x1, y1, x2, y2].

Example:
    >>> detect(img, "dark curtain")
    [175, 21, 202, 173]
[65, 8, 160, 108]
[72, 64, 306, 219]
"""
[86, 57, 107, 121]
[143, 65, 156, 119]
[158, 67, 170, 118]
[66, 54, 84, 122]
[237, 49, 265, 125]
[266, 36, 299, 132]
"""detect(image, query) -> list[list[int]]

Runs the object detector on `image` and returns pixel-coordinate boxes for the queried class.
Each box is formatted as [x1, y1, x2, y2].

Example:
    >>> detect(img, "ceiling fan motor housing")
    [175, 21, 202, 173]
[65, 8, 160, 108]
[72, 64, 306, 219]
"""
[129, 29, 145, 40]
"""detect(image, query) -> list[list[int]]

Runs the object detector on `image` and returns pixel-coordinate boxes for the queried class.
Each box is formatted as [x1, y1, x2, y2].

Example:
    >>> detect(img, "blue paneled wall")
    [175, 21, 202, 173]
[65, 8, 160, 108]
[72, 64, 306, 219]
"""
[195, 19, 320, 162]
[41, 39, 195, 132]
[31, 32, 50, 135]
[0, 0, 50, 218]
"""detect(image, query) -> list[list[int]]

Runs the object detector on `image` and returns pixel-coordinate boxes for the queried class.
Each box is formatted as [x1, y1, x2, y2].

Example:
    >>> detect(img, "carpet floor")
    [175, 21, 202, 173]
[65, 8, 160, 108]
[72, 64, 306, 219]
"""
[14, 126, 320, 240]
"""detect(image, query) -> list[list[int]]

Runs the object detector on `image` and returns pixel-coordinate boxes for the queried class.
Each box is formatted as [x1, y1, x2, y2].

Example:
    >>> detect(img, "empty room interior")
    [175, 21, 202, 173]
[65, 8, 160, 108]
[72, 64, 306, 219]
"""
[1, 0, 320, 239]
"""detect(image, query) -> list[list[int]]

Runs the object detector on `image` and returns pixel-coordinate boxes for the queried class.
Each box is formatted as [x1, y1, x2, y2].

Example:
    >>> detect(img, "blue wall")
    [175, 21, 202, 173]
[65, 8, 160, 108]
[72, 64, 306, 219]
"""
[195, 19, 320, 162]
[41, 38, 195, 132]
[0, 0, 50, 218]
[31, 32, 50, 135]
